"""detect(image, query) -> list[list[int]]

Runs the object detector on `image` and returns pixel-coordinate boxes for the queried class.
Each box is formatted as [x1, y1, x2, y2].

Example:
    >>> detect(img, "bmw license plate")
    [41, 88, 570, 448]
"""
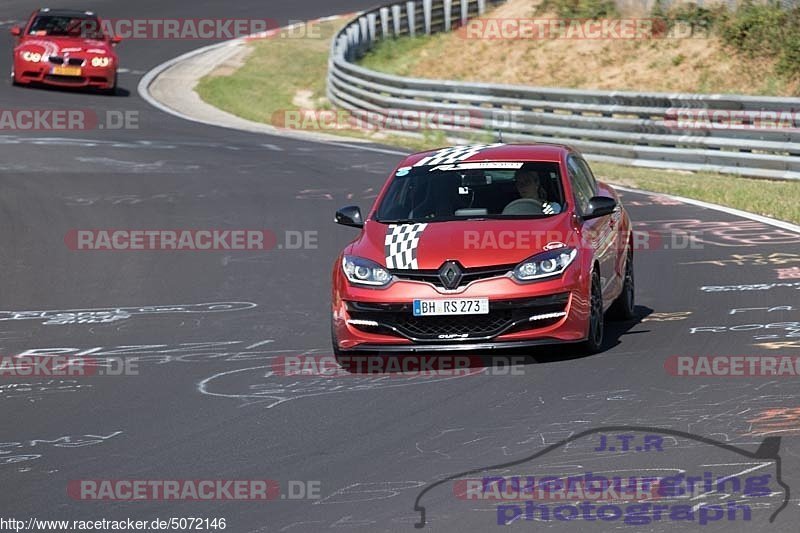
[413, 298, 489, 316]
[52, 66, 82, 76]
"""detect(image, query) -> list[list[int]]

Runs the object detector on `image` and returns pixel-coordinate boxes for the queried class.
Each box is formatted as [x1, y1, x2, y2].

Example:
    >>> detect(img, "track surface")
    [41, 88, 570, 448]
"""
[2, 1, 800, 532]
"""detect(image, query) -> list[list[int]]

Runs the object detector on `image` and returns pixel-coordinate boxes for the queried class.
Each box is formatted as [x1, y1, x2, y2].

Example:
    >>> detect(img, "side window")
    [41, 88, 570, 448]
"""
[566, 157, 593, 215]
[575, 159, 598, 194]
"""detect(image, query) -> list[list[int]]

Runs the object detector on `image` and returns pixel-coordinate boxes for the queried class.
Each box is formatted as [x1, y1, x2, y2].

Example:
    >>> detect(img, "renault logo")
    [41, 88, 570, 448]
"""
[438, 261, 463, 290]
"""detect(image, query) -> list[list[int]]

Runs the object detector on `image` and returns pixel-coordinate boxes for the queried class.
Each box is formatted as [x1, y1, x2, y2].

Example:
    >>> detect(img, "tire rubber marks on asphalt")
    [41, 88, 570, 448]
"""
[0, 302, 256, 326]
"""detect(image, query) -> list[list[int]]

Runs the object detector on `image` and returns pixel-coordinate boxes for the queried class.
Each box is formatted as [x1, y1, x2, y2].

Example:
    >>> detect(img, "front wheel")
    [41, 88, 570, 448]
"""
[609, 247, 635, 320]
[581, 269, 604, 354]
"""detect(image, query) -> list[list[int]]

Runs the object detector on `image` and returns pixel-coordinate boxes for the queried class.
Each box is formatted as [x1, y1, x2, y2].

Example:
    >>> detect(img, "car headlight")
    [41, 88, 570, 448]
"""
[513, 248, 577, 282]
[342, 255, 392, 287]
[91, 56, 110, 67]
[21, 51, 42, 63]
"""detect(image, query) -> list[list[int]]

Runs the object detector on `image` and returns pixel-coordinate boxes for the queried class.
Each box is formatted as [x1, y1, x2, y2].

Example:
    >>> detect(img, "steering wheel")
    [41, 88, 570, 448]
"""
[502, 198, 546, 215]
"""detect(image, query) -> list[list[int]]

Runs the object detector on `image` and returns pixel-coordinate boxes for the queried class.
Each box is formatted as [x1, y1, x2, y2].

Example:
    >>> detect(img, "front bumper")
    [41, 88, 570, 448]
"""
[333, 268, 590, 351]
[14, 61, 115, 88]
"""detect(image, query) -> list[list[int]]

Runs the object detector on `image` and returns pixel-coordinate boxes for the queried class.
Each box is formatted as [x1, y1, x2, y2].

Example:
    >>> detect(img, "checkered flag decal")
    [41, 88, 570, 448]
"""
[543, 202, 555, 215]
[384, 223, 428, 269]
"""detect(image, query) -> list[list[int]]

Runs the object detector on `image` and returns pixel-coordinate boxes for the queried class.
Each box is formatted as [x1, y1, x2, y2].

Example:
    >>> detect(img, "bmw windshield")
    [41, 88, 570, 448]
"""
[375, 161, 565, 223]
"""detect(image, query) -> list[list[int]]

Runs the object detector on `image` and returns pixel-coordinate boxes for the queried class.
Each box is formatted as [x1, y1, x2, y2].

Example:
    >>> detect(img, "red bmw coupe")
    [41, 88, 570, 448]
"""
[11, 8, 121, 93]
[331, 143, 634, 354]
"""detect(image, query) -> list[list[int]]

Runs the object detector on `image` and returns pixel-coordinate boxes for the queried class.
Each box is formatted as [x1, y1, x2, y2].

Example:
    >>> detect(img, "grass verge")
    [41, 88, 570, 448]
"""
[195, 16, 800, 225]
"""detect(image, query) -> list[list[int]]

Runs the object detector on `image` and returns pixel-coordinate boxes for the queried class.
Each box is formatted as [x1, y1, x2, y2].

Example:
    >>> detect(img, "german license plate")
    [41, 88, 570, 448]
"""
[413, 298, 489, 316]
[52, 66, 82, 76]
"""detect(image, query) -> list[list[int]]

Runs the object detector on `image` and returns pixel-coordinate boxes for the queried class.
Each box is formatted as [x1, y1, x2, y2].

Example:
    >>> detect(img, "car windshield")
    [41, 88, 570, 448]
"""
[28, 15, 104, 39]
[375, 161, 565, 223]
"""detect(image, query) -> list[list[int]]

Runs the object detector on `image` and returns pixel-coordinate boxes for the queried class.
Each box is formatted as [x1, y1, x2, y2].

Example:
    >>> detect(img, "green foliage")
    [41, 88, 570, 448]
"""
[719, 1, 800, 78]
[537, 0, 618, 19]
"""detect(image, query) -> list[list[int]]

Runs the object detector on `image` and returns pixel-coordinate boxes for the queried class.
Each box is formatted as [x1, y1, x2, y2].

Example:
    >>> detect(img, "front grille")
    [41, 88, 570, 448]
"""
[48, 56, 84, 66]
[347, 293, 569, 341]
[390, 264, 514, 289]
[44, 74, 86, 84]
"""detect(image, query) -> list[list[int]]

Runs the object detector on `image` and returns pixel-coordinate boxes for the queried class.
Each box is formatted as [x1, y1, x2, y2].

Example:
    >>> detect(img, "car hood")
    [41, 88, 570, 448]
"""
[18, 37, 112, 55]
[350, 216, 575, 270]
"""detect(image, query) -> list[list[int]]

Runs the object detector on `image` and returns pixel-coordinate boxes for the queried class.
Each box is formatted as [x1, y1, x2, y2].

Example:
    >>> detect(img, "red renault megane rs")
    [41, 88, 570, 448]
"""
[331, 143, 634, 354]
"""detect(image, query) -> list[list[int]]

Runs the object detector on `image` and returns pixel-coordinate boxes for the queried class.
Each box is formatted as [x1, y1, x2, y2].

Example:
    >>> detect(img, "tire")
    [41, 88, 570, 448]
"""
[331, 316, 343, 356]
[608, 247, 635, 320]
[581, 269, 604, 354]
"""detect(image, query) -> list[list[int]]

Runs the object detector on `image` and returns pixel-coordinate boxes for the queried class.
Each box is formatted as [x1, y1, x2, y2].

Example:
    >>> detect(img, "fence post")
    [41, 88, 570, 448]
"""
[423, 0, 432, 34]
[443, 0, 453, 31]
[478, 0, 486, 14]
[391, 4, 402, 35]
[379, 7, 390, 38]
[407, 1, 416, 36]
[460, 0, 469, 25]
[367, 12, 378, 42]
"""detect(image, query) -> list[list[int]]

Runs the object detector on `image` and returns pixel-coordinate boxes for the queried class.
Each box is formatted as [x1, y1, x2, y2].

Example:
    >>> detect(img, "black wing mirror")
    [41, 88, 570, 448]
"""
[335, 205, 364, 228]
[583, 196, 617, 220]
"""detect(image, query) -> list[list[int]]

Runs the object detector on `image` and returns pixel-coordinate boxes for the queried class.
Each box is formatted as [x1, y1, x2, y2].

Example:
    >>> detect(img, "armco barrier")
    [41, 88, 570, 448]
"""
[327, 0, 800, 180]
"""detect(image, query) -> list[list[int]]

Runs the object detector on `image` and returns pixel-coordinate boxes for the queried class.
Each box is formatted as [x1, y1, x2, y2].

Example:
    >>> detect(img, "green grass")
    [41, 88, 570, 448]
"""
[196, 21, 343, 123]
[195, 16, 800, 225]
[358, 34, 442, 76]
[592, 163, 800, 224]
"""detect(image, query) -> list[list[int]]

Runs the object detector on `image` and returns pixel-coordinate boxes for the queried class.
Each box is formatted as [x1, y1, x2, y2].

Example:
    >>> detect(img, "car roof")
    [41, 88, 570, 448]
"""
[34, 8, 96, 18]
[401, 143, 575, 167]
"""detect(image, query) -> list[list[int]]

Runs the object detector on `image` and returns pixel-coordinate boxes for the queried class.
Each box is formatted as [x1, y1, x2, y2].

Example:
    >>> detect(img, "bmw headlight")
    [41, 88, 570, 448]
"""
[21, 50, 42, 63]
[342, 255, 392, 287]
[513, 248, 577, 282]
[91, 56, 110, 67]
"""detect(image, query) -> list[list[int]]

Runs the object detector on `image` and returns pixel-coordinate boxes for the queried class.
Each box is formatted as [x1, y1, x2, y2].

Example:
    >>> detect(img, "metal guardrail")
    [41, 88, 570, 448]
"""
[327, 0, 800, 180]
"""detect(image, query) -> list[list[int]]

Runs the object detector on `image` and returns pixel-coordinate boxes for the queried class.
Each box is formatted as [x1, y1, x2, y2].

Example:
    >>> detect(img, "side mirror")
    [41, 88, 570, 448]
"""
[335, 205, 364, 228]
[111, 35, 122, 45]
[583, 196, 617, 220]
[10, 26, 21, 37]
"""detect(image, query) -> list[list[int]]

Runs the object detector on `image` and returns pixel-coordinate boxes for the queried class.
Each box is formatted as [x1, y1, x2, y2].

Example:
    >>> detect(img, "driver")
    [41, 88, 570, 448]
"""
[512, 169, 560, 214]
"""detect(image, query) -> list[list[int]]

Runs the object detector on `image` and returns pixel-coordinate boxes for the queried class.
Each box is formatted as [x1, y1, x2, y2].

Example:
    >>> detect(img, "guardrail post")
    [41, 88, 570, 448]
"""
[460, 0, 469, 25]
[478, 0, 486, 14]
[443, 0, 453, 31]
[367, 12, 378, 42]
[423, 0, 433, 34]
[358, 16, 369, 55]
[380, 7, 390, 38]
[391, 4, 402, 35]
[407, 1, 416, 36]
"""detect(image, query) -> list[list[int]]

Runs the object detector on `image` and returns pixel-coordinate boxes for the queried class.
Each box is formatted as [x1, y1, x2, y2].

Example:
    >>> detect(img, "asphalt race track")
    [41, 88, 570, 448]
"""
[2, 1, 800, 532]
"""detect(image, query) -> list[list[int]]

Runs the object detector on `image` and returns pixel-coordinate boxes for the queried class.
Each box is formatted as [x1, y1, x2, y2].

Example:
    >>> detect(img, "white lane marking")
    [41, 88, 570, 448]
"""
[261, 143, 284, 151]
[614, 185, 800, 235]
[330, 143, 409, 156]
